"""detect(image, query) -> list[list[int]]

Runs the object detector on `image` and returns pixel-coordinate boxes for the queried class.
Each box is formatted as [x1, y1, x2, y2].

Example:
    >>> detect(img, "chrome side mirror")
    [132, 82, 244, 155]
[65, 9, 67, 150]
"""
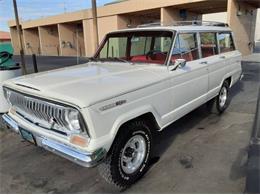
[169, 59, 186, 71]
[175, 59, 186, 68]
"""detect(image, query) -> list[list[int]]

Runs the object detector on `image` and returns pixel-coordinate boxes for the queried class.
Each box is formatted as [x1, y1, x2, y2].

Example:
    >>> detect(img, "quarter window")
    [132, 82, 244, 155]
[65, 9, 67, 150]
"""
[218, 32, 235, 53]
[172, 33, 199, 62]
[200, 32, 218, 57]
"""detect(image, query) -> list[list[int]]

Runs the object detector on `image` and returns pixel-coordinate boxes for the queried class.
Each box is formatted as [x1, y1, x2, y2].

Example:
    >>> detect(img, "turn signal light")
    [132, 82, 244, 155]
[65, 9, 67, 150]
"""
[70, 135, 89, 147]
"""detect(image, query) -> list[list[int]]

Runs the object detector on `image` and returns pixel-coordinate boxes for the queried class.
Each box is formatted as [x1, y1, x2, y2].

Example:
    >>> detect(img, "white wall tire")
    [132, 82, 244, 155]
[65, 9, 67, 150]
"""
[98, 120, 152, 190]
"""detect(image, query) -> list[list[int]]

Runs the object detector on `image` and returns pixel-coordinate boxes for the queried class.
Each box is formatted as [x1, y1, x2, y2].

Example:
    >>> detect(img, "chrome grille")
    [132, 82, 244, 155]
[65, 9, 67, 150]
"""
[5, 88, 74, 135]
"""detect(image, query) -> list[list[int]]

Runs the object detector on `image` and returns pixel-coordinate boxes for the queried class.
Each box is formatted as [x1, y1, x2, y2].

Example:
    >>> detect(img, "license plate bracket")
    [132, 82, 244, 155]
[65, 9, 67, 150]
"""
[19, 128, 37, 146]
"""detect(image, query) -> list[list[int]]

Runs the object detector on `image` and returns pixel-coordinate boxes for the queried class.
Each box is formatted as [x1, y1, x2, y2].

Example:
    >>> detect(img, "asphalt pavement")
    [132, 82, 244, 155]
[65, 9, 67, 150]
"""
[0, 55, 259, 193]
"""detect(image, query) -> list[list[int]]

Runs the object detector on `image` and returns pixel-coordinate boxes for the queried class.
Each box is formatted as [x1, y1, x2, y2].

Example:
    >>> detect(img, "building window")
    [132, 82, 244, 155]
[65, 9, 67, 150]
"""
[172, 33, 199, 62]
[200, 32, 218, 58]
[218, 32, 235, 53]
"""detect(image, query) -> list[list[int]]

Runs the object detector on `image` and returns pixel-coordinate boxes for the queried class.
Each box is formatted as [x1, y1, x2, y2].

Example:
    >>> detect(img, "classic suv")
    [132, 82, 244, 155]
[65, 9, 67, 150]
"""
[2, 22, 242, 189]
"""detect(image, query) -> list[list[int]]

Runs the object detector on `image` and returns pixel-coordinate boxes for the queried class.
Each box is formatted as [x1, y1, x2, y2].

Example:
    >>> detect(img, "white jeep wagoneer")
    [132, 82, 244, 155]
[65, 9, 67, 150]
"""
[2, 21, 242, 188]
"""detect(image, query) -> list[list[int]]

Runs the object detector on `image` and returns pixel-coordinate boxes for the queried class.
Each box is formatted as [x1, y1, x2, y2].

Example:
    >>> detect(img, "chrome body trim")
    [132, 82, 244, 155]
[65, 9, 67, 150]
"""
[2, 114, 19, 133]
[2, 114, 106, 167]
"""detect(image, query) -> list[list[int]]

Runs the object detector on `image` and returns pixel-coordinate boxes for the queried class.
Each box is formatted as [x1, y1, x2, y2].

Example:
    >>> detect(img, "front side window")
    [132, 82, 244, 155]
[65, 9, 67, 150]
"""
[200, 32, 218, 57]
[172, 33, 199, 62]
[96, 31, 174, 65]
[218, 32, 235, 53]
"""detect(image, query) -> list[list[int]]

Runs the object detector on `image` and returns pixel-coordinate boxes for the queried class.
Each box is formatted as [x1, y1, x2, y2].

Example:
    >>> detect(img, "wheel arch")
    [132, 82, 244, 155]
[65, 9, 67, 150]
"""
[108, 107, 161, 153]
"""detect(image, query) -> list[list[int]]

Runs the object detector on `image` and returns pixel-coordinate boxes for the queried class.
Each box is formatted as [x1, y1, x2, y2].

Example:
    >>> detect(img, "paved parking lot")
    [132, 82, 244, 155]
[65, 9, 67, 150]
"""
[0, 57, 259, 193]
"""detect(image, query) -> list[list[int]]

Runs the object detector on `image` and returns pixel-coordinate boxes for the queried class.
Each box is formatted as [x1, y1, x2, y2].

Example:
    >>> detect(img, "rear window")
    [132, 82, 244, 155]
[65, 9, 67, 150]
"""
[200, 32, 218, 58]
[218, 32, 235, 53]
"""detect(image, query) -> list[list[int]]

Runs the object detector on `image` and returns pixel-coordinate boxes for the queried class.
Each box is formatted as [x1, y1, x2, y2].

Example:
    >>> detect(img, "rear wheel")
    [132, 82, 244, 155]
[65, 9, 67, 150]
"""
[207, 80, 230, 114]
[98, 120, 152, 190]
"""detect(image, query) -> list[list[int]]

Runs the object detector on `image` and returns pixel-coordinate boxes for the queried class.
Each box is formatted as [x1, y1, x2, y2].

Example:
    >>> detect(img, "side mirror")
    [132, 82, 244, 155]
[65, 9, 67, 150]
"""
[175, 59, 186, 68]
[169, 59, 186, 71]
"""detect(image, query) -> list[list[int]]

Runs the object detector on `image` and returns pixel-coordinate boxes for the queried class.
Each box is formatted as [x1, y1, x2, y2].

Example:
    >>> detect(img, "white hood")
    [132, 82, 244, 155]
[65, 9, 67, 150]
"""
[4, 62, 168, 108]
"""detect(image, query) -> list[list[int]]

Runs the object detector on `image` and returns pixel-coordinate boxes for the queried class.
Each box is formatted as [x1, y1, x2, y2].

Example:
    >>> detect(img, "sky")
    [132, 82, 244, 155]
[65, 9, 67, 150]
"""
[0, 0, 115, 32]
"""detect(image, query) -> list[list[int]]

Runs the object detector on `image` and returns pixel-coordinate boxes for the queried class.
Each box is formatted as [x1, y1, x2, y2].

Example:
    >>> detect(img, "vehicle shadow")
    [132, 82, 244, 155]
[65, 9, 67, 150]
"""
[148, 80, 245, 168]
[149, 104, 211, 164]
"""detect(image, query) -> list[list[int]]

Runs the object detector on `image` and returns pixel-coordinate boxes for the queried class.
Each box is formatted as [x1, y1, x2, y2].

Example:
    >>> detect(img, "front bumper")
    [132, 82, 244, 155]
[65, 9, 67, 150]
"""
[2, 114, 106, 167]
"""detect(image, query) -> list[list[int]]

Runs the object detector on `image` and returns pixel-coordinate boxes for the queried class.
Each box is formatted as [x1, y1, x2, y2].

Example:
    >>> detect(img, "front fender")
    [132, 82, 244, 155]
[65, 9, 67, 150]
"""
[110, 105, 162, 139]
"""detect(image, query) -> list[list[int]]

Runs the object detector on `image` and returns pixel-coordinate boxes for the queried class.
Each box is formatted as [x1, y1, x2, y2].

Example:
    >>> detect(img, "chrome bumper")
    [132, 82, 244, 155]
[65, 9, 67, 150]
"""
[2, 114, 106, 167]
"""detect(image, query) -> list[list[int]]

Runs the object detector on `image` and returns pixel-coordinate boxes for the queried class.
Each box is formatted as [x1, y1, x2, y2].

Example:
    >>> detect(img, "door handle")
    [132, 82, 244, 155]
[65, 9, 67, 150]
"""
[220, 56, 226, 59]
[200, 61, 208, 64]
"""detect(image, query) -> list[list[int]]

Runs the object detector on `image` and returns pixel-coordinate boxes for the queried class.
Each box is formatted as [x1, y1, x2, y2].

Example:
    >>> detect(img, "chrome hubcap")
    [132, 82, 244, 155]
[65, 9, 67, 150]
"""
[121, 135, 146, 174]
[219, 87, 227, 107]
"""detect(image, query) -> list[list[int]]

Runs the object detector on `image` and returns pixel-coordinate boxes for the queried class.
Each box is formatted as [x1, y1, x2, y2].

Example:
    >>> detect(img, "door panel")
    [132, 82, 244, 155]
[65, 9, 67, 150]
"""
[164, 32, 209, 123]
[164, 60, 208, 122]
[207, 55, 227, 99]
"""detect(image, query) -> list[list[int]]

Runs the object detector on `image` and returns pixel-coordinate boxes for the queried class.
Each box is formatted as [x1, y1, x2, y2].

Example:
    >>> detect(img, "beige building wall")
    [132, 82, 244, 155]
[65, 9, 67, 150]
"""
[227, 0, 257, 55]
[83, 19, 96, 56]
[161, 7, 202, 24]
[39, 25, 60, 56]
[10, 27, 20, 55]
[58, 23, 85, 56]
[8, 0, 260, 57]
[23, 28, 40, 55]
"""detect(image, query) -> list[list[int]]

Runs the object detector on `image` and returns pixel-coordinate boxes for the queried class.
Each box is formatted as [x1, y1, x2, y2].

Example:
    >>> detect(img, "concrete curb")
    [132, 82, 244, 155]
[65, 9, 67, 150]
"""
[245, 87, 260, 193]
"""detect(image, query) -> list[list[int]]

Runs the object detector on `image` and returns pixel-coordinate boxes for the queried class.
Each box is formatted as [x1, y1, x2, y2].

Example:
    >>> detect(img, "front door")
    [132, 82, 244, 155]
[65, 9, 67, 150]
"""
[165, 32, 209, 122]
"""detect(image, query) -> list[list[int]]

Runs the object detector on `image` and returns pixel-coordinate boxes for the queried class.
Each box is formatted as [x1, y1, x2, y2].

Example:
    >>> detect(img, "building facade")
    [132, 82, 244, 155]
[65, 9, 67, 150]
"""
[8, 0, 260, 57]
[0, 31, 11, 43]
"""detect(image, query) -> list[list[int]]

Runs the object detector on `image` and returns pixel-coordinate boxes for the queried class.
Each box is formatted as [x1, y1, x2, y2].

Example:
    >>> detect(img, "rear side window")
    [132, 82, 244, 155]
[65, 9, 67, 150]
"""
[218, 32, 235, 53]
[172, 33, 199, 62]
[200, 32, 218, 57]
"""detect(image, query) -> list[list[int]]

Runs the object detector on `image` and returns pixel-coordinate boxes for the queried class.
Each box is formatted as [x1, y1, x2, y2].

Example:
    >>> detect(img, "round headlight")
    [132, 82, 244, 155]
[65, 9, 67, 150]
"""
[66, 109, 81, 131]
[3, 88, 11, 104]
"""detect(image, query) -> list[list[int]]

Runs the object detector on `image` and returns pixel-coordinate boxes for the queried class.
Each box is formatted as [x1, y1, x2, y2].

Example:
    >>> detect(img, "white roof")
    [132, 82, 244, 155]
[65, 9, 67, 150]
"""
[113, 25, 232, 33]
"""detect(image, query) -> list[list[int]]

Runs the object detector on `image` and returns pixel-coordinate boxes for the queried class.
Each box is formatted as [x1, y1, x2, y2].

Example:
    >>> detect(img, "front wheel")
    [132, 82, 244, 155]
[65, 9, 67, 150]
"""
[207, 80, 230, 114]
[98, 121, 152, 190]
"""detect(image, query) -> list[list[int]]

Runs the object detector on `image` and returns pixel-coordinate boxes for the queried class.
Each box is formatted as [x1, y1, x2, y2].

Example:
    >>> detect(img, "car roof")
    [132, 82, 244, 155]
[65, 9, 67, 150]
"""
[112, 25, 232, 33]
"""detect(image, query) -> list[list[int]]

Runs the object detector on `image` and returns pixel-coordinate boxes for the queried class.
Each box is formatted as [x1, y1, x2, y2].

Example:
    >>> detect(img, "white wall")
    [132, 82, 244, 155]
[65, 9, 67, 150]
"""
[255, 9, 260, 41]
[202, 12, 227, 23]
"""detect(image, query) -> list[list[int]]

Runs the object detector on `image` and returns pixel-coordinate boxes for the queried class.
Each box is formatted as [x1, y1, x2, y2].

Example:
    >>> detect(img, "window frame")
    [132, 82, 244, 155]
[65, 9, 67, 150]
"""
[94, 30, 176, 65]
[217, 31, 236, 54]
[199, 31, 219, 58]
[170, 31, 201, 63]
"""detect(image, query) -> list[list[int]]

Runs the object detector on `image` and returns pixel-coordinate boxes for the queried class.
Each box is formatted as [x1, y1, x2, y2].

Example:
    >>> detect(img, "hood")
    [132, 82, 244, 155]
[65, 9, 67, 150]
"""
[5, 62, 168, 108]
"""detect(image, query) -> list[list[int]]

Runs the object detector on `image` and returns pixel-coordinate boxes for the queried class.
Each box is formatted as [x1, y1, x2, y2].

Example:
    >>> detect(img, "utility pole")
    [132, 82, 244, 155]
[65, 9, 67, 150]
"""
[91, 0, 99, 51]
[13, 0, 27, 75]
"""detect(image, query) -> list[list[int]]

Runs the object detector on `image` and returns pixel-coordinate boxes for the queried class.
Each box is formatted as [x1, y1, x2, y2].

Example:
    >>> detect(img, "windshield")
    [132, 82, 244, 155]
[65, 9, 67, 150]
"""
[94, 30, 174, 65]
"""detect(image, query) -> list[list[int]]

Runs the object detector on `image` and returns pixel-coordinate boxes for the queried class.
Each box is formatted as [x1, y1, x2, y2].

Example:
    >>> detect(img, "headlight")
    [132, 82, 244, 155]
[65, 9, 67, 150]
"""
[65, 109, 81, 132]
[3, 88, 11, 104]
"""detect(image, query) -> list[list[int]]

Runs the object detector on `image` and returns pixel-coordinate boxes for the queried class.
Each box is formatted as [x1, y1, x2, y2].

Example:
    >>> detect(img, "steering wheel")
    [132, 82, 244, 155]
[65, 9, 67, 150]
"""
[146, 50, 166, 60]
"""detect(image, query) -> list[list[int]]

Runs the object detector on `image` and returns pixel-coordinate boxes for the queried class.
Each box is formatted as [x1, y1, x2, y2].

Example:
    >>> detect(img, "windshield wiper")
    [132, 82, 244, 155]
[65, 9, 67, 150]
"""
[107, 57, 130, 63]
[88, 57, 134, 64]
[87, 57, 100, 62]
[98, 57, 134, 64]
